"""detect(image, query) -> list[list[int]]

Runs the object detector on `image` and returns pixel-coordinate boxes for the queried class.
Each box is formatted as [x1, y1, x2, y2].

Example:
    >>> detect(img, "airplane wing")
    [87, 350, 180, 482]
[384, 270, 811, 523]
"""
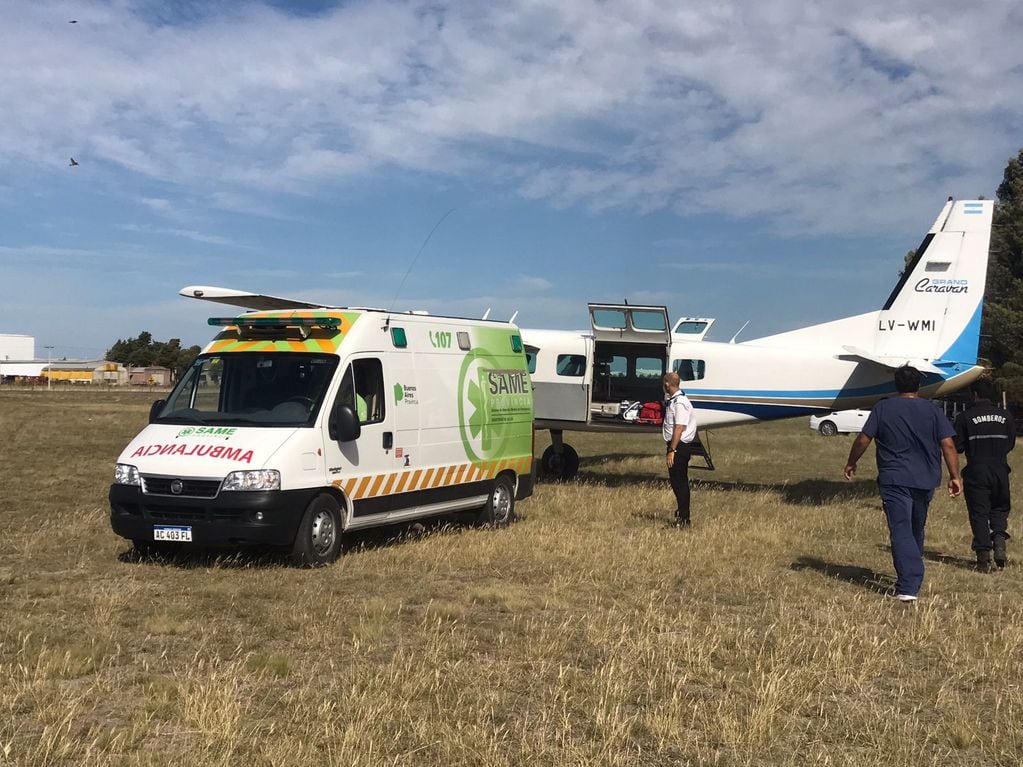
[839, 346, 944, 375]
[179, 285, 331, 311]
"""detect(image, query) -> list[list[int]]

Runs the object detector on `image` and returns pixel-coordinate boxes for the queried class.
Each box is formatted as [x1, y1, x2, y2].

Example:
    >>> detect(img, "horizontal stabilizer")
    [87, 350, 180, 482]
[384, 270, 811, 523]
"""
[179, 285, 331, 312]
[840, 345, 943, 375]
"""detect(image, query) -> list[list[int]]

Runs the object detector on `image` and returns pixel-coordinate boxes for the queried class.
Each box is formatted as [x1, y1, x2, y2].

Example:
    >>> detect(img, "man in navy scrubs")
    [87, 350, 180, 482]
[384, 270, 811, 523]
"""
[844, 366, 962, 602]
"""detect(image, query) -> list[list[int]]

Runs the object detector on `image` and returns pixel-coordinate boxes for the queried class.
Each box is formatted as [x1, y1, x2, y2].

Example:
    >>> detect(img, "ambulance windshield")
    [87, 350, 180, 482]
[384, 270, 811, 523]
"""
[155, 353, 339, 427]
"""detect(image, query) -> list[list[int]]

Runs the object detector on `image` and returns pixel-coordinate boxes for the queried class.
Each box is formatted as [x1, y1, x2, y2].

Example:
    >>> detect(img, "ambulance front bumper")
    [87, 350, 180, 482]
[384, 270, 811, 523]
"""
[109, 484, 318, 546]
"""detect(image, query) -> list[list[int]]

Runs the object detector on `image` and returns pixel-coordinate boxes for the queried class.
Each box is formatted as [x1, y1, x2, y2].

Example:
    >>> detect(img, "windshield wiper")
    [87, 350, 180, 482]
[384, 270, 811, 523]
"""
[214, 416, 270, 425]
[156, 411, 209, 425]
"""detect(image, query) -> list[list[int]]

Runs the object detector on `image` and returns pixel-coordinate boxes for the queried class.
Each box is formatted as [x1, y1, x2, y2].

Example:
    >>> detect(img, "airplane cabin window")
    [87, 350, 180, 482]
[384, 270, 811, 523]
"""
[635, 357, 665, 379]
[592, 309, 627, 330]
[556, 354, 586, 377]
[672, 358, 706, 381]
[525, 351, 538, 374]
[675, 321, 708, 335]
[632, 310, 668, 331]
[605, 355, 627, 377]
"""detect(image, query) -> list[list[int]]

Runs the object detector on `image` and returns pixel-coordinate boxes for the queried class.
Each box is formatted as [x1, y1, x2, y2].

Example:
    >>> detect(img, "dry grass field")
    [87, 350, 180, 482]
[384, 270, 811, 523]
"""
[1, 389, 1022, 766]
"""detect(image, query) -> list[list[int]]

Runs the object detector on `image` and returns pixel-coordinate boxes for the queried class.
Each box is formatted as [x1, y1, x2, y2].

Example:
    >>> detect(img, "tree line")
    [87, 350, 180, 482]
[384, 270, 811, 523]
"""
[984, 149, 1023, 403]
[105, 332, 201, 380]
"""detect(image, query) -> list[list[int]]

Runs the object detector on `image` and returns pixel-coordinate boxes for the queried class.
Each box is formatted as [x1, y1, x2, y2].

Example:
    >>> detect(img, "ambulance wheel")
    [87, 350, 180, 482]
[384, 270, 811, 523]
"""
[478, 474, 516, 528]
[291, 495, 342, 567]
[540, 444, 579, 480]
[818, 421, 838, 437]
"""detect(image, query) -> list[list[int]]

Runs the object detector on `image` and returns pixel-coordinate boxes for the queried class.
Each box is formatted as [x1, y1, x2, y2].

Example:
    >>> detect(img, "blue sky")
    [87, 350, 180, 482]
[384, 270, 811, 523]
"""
[2, 0, 1022, 359]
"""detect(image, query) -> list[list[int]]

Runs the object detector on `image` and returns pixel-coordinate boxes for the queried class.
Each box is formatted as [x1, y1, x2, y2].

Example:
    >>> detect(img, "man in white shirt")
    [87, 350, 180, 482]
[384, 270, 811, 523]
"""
[662, 372, 698, 527]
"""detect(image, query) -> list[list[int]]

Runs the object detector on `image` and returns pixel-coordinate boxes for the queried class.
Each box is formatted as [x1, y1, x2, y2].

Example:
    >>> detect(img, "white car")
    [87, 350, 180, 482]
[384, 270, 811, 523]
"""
[809, 409, 870, 437]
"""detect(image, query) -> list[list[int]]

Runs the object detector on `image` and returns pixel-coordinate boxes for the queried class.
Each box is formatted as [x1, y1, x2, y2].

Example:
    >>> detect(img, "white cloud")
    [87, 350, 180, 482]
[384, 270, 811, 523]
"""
[0, 0, 1020, 236]
[512, 274, 553, 292]
[118, 223, 249, 247]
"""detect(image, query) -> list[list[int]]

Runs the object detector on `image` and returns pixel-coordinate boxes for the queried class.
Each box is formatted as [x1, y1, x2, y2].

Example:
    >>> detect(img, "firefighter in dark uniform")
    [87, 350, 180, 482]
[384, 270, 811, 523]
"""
[954, 379, 1016, 571]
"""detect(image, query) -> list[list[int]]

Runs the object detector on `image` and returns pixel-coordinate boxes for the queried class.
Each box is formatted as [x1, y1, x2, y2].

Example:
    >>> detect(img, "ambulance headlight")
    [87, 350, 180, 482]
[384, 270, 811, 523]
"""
[114, 463, 141, 486]
[222, 469, 281, 492]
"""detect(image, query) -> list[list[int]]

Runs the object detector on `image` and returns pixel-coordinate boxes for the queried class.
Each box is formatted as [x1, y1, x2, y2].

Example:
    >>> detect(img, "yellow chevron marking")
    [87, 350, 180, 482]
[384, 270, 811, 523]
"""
[409, 469, 424, 491]
[368, 474, 385, 497]
[443, 465, 458, 486]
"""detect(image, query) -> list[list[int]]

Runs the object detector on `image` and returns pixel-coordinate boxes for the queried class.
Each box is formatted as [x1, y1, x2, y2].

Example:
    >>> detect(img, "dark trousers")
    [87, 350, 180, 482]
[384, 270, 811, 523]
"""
[880, 485, 934, 597]
[963, 463, 1011, 551]
[667, 443, 692, 522]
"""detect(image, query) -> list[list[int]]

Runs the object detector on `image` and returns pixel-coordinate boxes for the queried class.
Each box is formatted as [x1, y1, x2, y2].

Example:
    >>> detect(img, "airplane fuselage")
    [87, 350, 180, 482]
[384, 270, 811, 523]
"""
[529, 331, 984, 433]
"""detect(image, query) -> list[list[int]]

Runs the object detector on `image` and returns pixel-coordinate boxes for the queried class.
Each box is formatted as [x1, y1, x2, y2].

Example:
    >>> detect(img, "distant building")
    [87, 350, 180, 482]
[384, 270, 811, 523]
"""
[0, 334, 35, 361]
[0, 360, 128, 385]
[44, 360, 122, 384]
[0, 355, 173, 386]
[127, 366, 172, 386]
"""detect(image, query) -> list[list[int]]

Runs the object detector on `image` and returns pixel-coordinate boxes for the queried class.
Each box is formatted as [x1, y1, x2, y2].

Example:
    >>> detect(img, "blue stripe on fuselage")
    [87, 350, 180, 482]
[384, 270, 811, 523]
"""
[685, 374, 942, 400]
[693, 401, 825, 419]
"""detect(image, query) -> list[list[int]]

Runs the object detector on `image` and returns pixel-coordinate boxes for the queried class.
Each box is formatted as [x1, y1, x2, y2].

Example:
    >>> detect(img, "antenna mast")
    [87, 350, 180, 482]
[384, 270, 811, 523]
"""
[389, 208, 456, 312]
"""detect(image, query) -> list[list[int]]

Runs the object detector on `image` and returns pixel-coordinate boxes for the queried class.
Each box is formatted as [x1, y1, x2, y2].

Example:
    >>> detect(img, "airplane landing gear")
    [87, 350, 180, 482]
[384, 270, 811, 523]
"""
[540, 430, 579, 480]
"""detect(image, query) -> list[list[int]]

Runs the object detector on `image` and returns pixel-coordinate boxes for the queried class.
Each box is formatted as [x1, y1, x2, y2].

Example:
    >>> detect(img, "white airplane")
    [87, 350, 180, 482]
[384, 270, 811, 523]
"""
[523, 197, 993, 477]
[177, 197, 992, 481]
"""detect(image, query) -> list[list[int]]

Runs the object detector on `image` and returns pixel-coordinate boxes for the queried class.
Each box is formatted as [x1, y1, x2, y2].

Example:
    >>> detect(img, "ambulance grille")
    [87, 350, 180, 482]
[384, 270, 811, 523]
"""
[142, 476, 222, 498]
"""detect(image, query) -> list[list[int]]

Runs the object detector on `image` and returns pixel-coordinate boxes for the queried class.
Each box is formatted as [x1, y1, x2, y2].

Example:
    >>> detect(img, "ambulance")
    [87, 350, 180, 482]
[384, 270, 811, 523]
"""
[109, 303, 535, 565]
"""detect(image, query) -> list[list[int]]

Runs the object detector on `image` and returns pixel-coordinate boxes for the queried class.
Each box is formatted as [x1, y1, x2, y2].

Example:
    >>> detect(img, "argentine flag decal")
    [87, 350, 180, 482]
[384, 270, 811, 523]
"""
[963, 201, 984, 215]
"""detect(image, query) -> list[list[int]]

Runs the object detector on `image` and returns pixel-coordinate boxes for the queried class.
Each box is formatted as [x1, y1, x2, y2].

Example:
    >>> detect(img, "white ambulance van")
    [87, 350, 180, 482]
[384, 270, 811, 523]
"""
[109, 307, 535, 565]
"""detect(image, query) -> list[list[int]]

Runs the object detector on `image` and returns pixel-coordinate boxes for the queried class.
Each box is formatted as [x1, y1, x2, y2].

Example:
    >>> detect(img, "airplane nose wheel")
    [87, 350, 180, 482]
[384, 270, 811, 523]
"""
[540, 444, 579, 481]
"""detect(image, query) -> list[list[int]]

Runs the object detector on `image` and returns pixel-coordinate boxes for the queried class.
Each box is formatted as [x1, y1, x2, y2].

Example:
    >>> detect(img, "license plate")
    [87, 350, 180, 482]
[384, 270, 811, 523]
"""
[154, 525, 192, 542]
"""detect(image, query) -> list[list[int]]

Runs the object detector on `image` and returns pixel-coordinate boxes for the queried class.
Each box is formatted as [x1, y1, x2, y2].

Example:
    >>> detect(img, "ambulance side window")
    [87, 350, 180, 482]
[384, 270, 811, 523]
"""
[337, 359, 385, 425]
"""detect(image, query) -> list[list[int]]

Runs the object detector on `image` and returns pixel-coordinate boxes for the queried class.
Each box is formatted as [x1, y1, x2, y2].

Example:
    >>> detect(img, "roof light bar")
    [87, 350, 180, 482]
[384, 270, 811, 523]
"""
[208, 316, 341, 328]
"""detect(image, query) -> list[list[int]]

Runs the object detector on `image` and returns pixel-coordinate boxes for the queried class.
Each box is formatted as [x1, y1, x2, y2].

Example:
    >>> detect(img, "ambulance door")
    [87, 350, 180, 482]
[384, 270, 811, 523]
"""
[324, 355, 396, 522]
[385, 349, 419, 514]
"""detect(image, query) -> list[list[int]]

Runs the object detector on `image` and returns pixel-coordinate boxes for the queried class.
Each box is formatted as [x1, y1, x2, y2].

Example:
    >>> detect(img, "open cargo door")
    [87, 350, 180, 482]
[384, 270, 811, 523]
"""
[588, 304, 672, 345]
[587, 304, 672, 414]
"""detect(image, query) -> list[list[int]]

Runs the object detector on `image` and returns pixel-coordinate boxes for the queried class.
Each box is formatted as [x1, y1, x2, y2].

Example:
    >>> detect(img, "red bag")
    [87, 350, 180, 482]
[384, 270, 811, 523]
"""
[636, 401, 663, 425]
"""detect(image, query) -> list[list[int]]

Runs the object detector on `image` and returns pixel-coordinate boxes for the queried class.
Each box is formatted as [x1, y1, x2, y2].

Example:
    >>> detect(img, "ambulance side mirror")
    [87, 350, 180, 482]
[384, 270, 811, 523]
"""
[330, 404, 361, 442]
[149, 399, 166, 424]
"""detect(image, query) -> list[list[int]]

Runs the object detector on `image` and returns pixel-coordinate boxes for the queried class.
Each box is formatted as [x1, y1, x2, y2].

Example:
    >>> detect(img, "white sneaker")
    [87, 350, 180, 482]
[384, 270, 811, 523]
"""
[894, 594, 918, 603]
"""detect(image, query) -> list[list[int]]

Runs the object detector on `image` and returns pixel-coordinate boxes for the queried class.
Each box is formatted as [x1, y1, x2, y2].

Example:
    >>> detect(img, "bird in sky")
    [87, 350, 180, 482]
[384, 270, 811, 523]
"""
[69, 20, 77, 23]
[69, 157, 79, 167]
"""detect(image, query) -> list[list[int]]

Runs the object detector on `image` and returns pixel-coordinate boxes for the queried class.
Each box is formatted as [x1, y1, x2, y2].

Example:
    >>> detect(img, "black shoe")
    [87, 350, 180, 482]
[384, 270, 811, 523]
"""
[976, 549, 995, 573]
[993, 536, 1007, 568]
[672, 518, 691, 529]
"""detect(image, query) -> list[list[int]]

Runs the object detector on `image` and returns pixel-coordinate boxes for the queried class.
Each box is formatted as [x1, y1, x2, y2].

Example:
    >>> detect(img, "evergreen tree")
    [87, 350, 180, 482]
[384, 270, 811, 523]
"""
[105, 332, 201, 381]
[984, 149, 1023, 402]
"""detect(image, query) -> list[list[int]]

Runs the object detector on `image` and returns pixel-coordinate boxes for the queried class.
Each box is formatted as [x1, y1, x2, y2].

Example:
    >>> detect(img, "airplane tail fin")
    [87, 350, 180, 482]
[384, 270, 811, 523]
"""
[873, 198, 992, 365]
[748, 198, 993, 370]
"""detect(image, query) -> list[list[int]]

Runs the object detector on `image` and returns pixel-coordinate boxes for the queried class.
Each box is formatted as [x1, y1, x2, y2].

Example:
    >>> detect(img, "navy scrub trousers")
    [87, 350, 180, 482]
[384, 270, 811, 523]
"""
[880, 484, 934, 596]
